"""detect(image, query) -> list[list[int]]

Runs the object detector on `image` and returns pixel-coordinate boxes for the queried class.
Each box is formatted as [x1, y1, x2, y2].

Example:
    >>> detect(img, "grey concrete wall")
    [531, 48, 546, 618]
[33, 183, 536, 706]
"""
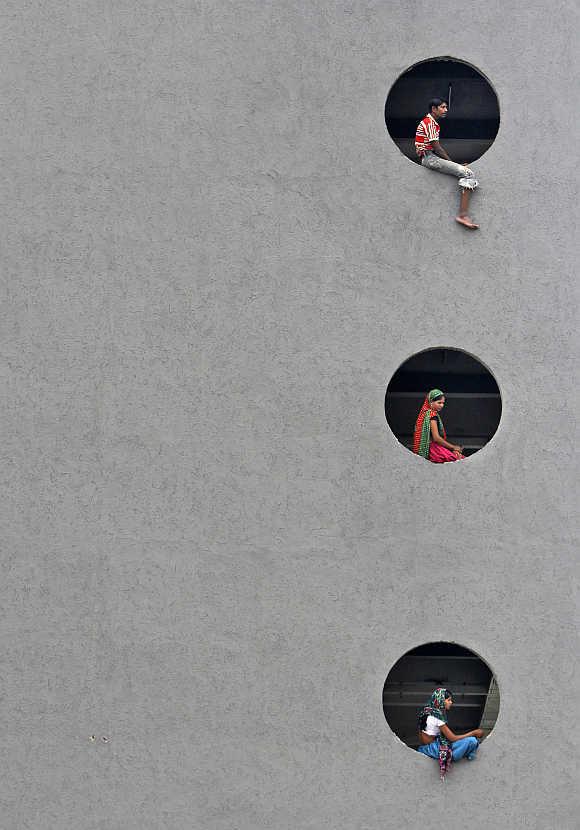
[1, 2, 578, 828]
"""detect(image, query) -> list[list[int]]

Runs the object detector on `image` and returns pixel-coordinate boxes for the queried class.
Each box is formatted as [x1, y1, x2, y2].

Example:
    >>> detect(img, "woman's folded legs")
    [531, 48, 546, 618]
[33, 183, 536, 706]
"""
[417, 735, 479, 762]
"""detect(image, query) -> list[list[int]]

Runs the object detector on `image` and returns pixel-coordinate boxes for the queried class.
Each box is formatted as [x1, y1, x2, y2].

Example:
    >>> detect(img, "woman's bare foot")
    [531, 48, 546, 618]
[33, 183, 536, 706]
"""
[456, 215, 479, 229]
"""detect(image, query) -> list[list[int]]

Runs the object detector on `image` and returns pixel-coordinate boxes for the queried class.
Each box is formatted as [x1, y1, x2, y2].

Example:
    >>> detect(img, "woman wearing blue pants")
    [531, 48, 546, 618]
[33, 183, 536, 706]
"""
[416, 688, 483, 781]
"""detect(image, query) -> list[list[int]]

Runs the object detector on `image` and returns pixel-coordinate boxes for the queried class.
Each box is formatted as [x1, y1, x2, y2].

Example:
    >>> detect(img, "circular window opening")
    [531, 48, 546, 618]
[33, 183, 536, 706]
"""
[385, 347, 501, 461]
[385, 57, 500, 164]
[383, 642, 500, 763]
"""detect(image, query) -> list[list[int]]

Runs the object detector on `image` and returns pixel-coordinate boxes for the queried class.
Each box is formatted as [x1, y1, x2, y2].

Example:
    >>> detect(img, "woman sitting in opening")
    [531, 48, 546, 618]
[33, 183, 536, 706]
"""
[417, 688, 483, 781]
[413, 389, 465, 463]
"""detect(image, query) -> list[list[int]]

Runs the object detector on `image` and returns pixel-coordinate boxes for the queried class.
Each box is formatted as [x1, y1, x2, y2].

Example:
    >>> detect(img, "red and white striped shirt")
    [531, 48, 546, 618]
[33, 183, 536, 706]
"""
[415, 113, 440, 157]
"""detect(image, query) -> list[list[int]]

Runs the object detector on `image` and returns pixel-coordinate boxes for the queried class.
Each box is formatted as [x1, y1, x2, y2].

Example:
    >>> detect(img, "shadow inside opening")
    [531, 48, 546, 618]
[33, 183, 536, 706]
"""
[383, 642, 500, 749]
[385, 58, 500, 165]
[385, 348, 501, 458]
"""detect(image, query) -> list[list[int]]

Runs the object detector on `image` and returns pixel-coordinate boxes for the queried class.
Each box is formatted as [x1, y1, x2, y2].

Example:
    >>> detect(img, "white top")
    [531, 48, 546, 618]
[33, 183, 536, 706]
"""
[423, 715, 445, 736]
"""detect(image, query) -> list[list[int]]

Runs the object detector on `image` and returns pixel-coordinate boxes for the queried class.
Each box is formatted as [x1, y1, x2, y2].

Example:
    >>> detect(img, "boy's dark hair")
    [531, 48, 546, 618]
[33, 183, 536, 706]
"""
[428, 97, 447, 112]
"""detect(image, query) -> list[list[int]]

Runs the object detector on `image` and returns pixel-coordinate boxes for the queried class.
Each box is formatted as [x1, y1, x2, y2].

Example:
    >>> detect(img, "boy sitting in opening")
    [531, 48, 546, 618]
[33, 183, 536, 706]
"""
[415, 98, 479, 229]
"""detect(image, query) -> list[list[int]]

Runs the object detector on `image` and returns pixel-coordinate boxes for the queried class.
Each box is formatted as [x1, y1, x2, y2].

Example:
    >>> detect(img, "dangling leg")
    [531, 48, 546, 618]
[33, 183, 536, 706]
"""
[456, 188, 479, 229]
[421, 153, 480, 229]
[456, 169, 479, 228]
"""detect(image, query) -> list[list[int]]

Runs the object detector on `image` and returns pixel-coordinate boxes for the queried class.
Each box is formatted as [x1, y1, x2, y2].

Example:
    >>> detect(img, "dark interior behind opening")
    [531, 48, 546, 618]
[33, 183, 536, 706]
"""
[385, 348, 501, 457]
[385, 58, 500, 164]
[383, 642, 499, 749]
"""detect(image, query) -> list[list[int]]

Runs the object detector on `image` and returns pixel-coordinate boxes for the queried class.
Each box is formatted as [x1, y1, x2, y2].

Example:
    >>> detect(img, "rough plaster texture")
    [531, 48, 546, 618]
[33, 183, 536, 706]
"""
[0, 2, 578, 829]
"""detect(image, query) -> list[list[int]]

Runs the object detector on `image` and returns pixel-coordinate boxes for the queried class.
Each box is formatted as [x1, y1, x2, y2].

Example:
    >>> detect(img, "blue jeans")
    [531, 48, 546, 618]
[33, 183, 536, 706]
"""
[417, 736, 479, 761]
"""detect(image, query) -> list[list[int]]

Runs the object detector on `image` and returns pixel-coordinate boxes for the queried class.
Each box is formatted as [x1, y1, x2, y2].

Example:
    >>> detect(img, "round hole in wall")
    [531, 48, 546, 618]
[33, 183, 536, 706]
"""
[383, 642, 500, 754]
[385, 57, 500, 164]
[384, 347, 501, 462]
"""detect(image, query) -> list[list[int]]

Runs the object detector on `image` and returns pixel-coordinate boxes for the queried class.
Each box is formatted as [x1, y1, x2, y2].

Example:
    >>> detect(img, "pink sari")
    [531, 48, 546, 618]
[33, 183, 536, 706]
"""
[428, 444, 465, 463]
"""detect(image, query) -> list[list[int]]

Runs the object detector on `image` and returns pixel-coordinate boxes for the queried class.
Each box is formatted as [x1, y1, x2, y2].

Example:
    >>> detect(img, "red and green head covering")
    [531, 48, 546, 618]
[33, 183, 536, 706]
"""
[412, 389, 446, 458]
[420, 687, 450, 723]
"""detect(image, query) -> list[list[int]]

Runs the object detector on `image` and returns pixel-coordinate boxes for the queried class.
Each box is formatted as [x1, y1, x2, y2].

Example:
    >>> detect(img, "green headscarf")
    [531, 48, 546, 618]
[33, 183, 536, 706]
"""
[426, 687, 449, 721]
[412, 389, 446, 458]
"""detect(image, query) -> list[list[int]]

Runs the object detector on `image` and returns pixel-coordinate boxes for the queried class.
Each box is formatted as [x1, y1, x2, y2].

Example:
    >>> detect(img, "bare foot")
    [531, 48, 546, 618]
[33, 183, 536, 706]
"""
[456, 215, 479, 229]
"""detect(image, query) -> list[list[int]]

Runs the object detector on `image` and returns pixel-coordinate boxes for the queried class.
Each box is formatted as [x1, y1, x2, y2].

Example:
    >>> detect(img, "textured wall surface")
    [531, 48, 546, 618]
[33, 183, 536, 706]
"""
[1, 2, 578, 828]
